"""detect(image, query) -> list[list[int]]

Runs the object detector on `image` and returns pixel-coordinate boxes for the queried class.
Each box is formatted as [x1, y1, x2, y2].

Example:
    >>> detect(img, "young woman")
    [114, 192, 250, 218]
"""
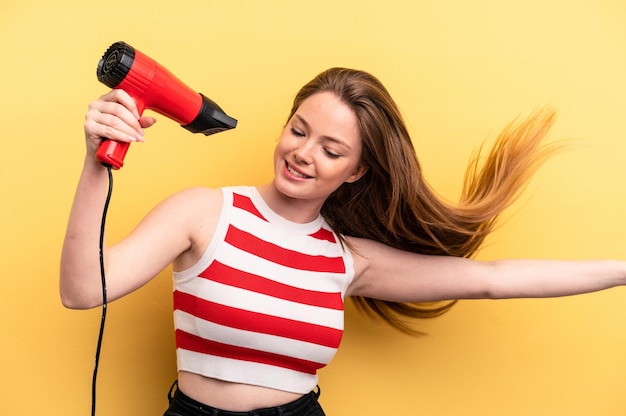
[61, 68, 626, 415]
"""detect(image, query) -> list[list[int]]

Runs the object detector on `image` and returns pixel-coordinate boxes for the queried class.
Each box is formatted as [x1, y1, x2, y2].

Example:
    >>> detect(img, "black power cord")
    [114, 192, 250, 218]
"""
[92, 164, 113, 416]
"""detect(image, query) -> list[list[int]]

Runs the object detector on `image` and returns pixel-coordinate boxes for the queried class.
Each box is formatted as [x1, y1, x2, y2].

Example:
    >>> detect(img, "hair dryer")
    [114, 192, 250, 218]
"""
[95, 41, 237, 169]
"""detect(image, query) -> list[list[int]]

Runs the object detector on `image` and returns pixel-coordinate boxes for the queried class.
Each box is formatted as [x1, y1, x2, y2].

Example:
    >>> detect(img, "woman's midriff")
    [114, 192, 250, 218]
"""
[177, 371, 304, 412]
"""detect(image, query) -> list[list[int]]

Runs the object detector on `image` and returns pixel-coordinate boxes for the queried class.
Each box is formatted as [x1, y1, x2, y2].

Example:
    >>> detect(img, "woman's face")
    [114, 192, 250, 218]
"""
[273, 92, 367, 206]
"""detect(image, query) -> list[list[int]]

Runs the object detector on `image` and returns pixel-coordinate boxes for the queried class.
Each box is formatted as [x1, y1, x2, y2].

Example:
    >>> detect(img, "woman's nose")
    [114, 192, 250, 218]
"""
[294, 140, 314, 164]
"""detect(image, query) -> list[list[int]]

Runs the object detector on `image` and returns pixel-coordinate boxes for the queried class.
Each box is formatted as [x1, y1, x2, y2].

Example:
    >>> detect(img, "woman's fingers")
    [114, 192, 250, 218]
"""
[84, 90, 150, 144]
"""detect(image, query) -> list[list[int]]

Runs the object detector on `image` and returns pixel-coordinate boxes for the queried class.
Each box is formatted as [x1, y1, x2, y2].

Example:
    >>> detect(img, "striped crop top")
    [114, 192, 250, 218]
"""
[172, 186, 355, 394]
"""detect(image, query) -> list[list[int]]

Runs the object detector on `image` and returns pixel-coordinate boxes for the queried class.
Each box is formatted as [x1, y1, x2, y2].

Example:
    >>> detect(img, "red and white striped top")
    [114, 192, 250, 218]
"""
[173, 187, 355, 394]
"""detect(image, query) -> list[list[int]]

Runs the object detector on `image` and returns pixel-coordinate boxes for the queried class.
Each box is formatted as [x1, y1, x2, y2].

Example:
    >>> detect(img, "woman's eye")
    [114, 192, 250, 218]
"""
[324, 148, 341, 159]
[290, 127, 305, 137]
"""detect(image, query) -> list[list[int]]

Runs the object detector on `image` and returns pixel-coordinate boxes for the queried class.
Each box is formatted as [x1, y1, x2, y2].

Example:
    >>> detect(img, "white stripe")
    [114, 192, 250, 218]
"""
[215, 242, 348, 293]
[175, 310, 338, 362]
[176, 279, 344, 330]
[177, 348, 318, 395]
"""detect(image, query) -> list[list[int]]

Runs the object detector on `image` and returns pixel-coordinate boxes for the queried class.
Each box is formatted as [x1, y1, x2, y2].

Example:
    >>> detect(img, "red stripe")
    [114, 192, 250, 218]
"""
[174, 291, 343, 348]
[176, 329, 323, 375]
[233, 193, 266, 221]
[226, 226, 345, 273]
[309, 228, 336, 243]
[199, 261, 343, 310]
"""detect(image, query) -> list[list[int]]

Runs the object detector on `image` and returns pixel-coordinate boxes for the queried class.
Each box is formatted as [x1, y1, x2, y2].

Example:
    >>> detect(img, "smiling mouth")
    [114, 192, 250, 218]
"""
[285, 162, 312, 179]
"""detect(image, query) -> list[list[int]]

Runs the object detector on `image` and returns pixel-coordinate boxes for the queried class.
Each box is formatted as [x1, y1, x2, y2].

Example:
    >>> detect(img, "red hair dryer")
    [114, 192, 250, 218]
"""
[95, 41, 237, 169]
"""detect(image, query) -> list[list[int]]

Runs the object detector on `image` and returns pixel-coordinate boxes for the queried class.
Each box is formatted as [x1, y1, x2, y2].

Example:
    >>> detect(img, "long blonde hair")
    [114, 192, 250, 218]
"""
[289, 68, 562, 334]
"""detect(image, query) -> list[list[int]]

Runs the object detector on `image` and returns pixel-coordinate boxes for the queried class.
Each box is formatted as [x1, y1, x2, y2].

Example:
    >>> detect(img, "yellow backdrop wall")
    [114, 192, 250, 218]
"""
[1, 1, 626, 414]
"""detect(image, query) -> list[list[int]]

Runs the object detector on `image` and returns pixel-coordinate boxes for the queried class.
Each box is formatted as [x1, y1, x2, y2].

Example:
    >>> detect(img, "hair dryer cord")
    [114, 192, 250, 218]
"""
[92, 164, 113, 416]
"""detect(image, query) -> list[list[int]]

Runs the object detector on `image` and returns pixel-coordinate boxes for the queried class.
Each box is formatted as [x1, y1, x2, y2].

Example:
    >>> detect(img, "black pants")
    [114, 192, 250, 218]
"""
[164, 382, 326, 416]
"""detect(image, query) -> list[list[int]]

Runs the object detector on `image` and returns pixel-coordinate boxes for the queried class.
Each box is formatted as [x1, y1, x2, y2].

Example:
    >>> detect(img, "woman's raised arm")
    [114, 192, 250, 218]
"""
[59, 90, 220, 309]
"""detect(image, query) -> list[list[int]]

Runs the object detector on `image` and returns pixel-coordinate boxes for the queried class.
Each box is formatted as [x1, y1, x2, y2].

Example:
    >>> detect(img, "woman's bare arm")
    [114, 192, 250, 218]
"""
[60, 90, 221, 309]
[347, 236, 626, 302]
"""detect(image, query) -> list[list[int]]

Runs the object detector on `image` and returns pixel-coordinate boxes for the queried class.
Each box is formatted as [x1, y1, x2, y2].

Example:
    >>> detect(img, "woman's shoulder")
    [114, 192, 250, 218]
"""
[171, 185, 251, 202]
[165, 187, 227, 272]
[171, 186, 224, 202]
[156, 186, 225, 223]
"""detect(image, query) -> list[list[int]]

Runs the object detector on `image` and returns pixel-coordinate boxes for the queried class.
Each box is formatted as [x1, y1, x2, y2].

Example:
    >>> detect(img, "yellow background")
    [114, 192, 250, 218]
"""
[2, 0, 626, 414]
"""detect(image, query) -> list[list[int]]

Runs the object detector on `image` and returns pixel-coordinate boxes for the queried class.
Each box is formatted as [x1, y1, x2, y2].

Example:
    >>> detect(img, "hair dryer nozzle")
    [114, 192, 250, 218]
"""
[183, 94, 238, 135]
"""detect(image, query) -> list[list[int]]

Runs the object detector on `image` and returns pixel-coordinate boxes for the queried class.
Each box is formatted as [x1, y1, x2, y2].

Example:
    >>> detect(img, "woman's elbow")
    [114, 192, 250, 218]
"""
[59, 285, 102, 310]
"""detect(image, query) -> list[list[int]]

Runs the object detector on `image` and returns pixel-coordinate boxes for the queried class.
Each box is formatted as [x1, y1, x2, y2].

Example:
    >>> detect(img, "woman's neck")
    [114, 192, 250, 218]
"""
[256, 182, 323, 224]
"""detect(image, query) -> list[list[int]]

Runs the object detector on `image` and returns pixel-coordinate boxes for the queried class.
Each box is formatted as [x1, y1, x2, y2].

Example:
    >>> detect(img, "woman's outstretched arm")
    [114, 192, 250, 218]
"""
[346, 236, 626, 302]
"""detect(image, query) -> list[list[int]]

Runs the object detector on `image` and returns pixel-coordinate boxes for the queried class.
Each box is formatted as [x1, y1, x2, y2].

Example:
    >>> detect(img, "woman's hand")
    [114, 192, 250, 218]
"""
[83, 89, 157, 159]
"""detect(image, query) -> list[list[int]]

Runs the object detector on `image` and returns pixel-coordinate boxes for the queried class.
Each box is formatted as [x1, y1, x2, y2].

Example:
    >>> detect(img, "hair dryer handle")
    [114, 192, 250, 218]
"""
[95, 96, 146, 170]
[96, 140, 130, 170]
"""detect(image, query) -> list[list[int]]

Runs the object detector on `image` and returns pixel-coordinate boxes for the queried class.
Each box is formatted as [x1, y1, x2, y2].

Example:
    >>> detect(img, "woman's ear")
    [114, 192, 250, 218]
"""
[346, 164, 369, 183]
